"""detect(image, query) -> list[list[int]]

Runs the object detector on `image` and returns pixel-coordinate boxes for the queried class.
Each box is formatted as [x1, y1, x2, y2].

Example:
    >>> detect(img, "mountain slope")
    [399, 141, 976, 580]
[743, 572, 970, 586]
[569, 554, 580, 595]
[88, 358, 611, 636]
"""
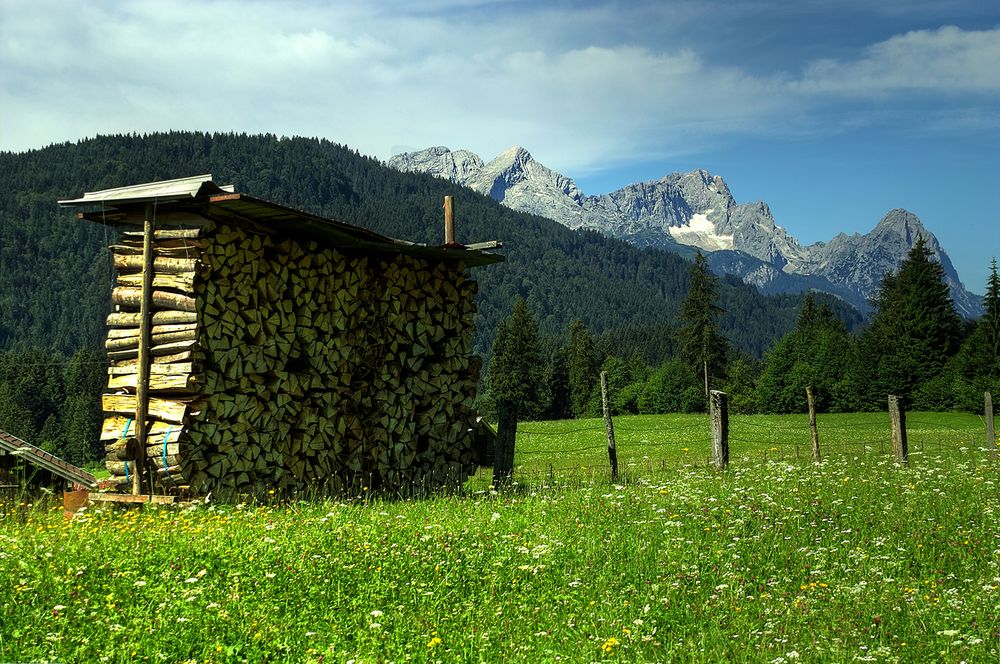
[390, 146, 982, 317]
[0, 132, 852, 362]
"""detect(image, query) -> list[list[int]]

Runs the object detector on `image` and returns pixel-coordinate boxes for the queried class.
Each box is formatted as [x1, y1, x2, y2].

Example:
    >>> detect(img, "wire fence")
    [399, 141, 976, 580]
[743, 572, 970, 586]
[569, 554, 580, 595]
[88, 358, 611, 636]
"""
[469, 409, 996, 490]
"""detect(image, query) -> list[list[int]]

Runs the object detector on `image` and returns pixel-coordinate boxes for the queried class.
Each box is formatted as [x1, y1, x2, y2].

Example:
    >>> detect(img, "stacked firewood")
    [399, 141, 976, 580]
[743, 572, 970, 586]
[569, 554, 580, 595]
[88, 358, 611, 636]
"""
[100, 223, 481, 499]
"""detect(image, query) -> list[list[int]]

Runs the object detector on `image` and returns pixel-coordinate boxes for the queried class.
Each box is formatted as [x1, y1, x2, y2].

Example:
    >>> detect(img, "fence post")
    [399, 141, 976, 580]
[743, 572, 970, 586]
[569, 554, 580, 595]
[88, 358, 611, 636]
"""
[806, 386, 820, 461]
[710, 390, 729, 470]
[986, 391, 996, 452]
[888, 395, 908, 466]
[600, 371, 619, 482]
[493, 399, 518, 489]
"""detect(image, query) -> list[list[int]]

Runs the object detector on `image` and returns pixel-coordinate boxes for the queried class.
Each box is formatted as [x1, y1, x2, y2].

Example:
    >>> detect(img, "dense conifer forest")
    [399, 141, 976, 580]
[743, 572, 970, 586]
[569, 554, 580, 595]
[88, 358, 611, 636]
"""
[3, 132, 992, 464]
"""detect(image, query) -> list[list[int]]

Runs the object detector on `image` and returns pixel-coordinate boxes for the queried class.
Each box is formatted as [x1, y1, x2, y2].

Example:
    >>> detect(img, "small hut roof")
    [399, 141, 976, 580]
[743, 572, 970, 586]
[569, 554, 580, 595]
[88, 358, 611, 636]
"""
[0, 429, 98, 488]
[60, 175, 503, 267]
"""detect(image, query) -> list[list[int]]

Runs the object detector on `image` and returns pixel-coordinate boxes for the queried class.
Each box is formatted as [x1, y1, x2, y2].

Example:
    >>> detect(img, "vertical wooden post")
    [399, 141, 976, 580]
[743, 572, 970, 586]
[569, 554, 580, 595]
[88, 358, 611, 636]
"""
[985, 391, 996, 451]
[710, 390, 729, 470]
[443, 196, 455, 245]
[493, 399, 517, 489]
[806, 386, 820, 461]
[600, 371, 619, 482]
[888, 395, 908, 465]
[133, 202, 155, 495]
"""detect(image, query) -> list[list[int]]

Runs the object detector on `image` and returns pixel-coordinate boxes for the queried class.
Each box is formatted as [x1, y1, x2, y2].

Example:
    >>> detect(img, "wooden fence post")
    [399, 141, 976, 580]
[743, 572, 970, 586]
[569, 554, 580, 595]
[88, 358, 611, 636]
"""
[986, 391, 995, 451]
[493, 399, 517, 489]
[806, 386, 820, 461]
[443, 196, 455, 245]
[888, 395, 908, 465]
[600, 371, 619, 482]
[133, 202, 155, 496]
[710, 390, 729, 470]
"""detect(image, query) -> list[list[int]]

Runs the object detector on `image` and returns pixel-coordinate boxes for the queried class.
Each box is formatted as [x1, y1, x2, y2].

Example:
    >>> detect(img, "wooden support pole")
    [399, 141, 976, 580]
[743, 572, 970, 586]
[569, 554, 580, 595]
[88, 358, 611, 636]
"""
[888, 395, 908, 466]
[493, 399, 517, 489]
[600, 371, 619, 482]
[710, 390, 729, 470]
[986, 391, 996, 451]
[443, 196, 455, 245]
[806, 386, 820, 461]
[133, 202, 155, 495]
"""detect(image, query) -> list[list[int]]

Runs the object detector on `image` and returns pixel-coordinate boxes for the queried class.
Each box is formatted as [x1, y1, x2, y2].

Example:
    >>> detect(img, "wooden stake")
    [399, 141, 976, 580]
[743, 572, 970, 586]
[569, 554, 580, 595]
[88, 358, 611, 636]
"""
[986, 391, 996, 451]
[444, 196, 455, 245]
[134, 203, 155, 495]
[806, 385, 820, 461]
[888, 395, 908, 466]
[600, 371, 619, 482]
[710, 390, 729, 470]
[493, 399, 517, 489]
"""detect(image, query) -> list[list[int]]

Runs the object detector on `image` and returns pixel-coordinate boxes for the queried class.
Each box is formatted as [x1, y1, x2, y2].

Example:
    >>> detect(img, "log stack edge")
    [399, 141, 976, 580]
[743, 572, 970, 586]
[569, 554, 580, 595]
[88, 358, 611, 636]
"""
[100, 221, 482, 499]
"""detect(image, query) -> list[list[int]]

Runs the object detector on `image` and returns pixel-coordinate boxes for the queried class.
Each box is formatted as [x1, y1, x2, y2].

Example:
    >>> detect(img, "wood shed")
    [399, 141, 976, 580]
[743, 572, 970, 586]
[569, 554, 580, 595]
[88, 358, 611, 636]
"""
[60, 175, 502, 500]
[0, 429, 97, 497]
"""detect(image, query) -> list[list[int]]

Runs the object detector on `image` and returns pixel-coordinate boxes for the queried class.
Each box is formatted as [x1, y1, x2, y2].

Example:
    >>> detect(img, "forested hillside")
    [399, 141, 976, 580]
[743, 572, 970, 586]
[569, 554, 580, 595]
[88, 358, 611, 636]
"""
[0, 132, 851, 360]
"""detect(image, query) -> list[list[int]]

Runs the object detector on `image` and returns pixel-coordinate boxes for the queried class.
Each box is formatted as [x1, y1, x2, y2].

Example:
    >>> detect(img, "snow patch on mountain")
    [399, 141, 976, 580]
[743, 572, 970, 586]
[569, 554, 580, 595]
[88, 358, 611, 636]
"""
[388, 146, 983, 317]
[668, 211, 734, 251]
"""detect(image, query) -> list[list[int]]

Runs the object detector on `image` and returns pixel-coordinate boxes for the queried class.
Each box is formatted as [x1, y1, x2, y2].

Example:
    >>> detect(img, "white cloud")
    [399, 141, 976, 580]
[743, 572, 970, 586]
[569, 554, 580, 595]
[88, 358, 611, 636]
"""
[0, 1, 996, 176]
[796, 25, 1000, 95]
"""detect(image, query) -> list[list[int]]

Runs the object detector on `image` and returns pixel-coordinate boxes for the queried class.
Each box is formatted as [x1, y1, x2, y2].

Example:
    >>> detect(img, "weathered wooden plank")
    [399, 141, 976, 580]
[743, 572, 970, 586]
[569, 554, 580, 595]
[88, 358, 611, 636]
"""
[114, 254, 198, 274]
[107, 372, 197, 392]
[106, 327, 197, 351]
[112, 287, 196, 312]
[102, 394, 189, 424]
[117, 272, 196, 294]
[107, 311, 198, 328]
[107, 323, 198, 341]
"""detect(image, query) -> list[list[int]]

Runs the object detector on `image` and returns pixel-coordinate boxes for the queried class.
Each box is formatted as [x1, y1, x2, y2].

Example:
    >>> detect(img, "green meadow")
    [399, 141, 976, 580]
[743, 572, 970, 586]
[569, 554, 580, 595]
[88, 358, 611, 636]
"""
[1, 412, 998, 663]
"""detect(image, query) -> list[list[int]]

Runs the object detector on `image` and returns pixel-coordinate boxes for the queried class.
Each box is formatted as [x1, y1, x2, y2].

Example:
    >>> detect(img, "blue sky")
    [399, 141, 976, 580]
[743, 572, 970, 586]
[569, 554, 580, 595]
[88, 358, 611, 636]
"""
[1, 0, 997, 291]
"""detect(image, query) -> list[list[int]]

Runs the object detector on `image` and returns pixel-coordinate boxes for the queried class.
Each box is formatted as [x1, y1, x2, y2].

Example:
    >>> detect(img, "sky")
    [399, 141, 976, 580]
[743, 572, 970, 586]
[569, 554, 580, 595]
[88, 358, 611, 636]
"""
[1, 0, 998, 291]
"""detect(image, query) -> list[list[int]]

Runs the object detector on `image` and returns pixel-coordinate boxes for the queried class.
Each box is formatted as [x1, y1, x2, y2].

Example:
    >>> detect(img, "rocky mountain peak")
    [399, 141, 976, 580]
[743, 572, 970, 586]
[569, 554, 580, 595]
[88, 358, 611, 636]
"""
[387, 146, 483, 183]
[874, 208, 928, 244]
[389, 144, 982, 317]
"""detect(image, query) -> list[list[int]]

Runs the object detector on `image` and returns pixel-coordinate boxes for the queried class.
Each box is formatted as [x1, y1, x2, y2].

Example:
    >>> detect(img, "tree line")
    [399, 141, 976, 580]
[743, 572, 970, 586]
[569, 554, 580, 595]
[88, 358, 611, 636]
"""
[0, 133, 990, 464]
[481, 243, 999, 419]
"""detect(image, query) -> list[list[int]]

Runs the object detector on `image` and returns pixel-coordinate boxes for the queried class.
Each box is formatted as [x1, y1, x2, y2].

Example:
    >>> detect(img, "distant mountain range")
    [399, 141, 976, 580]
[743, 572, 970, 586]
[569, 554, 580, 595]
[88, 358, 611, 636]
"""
[389, 146, 983, 317]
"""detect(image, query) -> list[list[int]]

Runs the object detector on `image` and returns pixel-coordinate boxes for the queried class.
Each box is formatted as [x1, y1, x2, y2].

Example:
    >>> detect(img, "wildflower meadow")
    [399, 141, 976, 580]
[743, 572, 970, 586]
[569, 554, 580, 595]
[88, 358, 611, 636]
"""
[1, 412, 998, 662]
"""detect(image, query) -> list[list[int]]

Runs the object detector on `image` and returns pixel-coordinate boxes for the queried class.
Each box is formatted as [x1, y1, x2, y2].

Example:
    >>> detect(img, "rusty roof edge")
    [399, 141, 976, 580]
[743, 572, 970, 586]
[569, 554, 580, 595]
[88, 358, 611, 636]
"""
[207, 194, 505, 266]
[58, 175, 235, 207]
[0, 430, 98, 488]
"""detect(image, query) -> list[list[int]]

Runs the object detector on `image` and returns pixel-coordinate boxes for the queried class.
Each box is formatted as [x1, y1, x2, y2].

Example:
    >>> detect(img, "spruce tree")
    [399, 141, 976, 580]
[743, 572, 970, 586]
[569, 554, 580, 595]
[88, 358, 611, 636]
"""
[566, 320, 599, 417]
[679, 251, 728, 406]
[979, 258, 1000, 381]
[861, 236, 962, 403]
[482, 298, 545, 420]
[953, 258, 1000, 391]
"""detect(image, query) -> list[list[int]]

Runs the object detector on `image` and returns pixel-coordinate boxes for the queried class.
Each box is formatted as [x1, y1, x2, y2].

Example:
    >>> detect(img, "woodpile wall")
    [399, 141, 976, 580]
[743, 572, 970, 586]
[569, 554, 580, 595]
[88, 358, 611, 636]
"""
[101, 222, 481, 498]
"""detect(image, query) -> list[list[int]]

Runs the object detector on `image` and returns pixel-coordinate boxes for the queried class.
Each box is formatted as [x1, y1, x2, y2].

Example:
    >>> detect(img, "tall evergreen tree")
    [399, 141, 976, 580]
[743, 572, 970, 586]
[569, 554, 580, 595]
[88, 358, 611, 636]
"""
[977, 258, 1000, 381]
[566, 320, 600, 417]
[950, 258, 1000, 403]
[62, 348, 106, 465]
[860, 236, 962, 404]
[756, 294, 855, 413]
[482, 298, 545, 419]
[679, 251, 728, 407]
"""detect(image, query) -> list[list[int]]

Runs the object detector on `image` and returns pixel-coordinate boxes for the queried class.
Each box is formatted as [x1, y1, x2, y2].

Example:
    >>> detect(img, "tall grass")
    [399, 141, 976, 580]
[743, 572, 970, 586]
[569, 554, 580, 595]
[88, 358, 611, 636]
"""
[1, 413, 997, 662]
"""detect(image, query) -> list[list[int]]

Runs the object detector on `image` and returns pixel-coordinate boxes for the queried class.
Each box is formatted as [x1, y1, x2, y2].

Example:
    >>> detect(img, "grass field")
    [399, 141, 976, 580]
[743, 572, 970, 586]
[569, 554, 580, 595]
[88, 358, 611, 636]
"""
[1, 412, 998, 662]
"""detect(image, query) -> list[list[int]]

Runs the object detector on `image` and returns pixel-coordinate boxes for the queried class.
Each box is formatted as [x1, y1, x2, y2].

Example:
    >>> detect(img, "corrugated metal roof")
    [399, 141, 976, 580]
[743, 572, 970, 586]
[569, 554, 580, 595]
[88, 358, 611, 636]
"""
[0, 429, 98, 488]
[206, 193, 503, 267]
[58, 174, 235, 207]
[64, 176, 504, 267]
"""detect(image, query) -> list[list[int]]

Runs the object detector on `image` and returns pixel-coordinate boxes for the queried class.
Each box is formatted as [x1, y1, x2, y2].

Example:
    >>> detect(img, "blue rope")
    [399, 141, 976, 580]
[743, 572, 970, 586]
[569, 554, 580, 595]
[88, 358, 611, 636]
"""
[162, 427, 175, 484]
[120, 418, 133, 484]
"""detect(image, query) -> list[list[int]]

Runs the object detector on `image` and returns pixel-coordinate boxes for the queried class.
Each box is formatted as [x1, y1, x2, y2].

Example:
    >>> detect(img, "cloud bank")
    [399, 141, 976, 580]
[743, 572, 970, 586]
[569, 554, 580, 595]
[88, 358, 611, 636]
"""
[1, 1, 997, 175]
